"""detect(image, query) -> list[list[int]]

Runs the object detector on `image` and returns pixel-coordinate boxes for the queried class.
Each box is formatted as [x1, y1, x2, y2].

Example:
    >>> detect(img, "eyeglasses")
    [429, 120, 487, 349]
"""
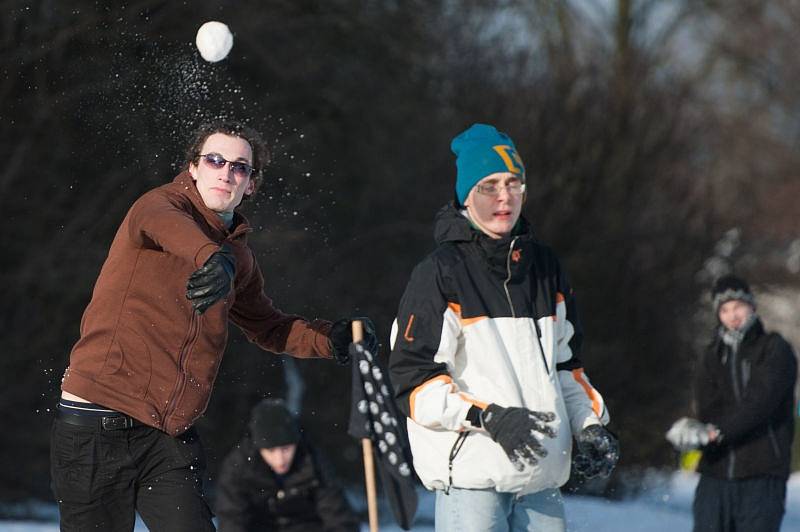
[474, 181, 526, 196]
[199, 153, 255, 179]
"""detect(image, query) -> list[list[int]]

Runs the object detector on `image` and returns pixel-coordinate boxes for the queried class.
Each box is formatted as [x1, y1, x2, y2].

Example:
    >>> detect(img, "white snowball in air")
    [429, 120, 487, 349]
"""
[195, 21, 233, 63]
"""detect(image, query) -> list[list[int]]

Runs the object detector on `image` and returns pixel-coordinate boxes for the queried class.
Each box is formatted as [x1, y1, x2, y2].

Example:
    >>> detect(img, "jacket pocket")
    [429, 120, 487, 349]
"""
[50, 420, 109, 505]
[99, 325, 152, 399]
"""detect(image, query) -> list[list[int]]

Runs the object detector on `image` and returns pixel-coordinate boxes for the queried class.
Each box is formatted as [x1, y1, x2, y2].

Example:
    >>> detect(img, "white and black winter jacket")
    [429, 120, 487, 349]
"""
[389, 204, 609, 495]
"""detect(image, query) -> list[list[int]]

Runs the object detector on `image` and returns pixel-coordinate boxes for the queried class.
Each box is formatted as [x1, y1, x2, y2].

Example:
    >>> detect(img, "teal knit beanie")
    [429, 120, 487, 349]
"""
[451, 123, 525, 205]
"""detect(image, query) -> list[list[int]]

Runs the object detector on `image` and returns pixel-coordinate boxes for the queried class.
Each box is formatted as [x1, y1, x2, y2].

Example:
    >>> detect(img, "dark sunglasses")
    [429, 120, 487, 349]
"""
[199, 153, 255, 179]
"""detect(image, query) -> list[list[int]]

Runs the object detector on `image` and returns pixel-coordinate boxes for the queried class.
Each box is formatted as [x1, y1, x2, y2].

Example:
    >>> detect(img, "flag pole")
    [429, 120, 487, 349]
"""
[352, 320, 379, 532]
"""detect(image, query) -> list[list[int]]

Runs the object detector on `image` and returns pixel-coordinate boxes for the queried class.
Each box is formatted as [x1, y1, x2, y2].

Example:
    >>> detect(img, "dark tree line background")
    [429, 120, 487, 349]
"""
[2, 0, 799, 508]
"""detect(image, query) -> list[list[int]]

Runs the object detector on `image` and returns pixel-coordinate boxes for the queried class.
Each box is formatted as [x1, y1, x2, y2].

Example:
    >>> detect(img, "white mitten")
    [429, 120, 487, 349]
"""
[666, 417, 717, 451]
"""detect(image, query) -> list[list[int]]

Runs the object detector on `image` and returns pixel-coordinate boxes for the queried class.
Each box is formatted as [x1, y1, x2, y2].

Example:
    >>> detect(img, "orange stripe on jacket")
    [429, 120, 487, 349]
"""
[572, 368, 601, 417]
[447, 302, 487, 327]
[458, 393, 488, 410]
[409, 375, 453, 422]
[551, 292, 566, 321]
[404, 314, 415, 342]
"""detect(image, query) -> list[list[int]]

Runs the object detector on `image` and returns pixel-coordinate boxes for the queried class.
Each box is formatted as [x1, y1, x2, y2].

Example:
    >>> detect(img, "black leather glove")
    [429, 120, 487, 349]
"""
[480, 403, 557, 471]
[329, 317, 378, 365]
[573, 424, 620, 479]
[185, 245, 236, 314]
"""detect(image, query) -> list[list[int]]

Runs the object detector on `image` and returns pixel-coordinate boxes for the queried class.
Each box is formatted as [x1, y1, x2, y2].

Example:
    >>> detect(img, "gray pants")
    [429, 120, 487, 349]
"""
[693, 474, 786, 532]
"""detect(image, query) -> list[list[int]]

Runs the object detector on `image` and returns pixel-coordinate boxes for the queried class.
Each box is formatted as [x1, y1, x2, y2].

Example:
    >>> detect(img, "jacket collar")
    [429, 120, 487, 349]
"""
[172, 172, 253, 240]
[433, 202, 533, 246]
[433, 202, 534, 277]
[741, 316, 765, 342]
[714, 317, 765, 352]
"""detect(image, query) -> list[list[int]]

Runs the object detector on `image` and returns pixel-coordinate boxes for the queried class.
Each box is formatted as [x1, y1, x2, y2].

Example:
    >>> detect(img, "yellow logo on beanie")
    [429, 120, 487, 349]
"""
[492, 145, 525, 176]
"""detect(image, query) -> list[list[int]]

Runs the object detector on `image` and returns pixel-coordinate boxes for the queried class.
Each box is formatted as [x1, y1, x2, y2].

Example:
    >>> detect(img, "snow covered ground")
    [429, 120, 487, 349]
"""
[1, 471, 798, 531]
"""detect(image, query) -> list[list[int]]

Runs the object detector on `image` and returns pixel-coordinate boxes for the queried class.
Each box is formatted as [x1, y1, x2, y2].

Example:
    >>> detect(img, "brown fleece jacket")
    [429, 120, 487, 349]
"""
[62, 172, 333, 435]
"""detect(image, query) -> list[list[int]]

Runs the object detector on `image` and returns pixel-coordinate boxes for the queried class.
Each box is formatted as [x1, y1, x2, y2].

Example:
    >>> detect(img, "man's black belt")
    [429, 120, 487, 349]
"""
[57, 409, 143, 431]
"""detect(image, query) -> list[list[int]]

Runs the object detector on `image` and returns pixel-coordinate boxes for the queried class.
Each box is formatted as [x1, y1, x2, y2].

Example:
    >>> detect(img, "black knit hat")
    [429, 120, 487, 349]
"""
[711, 274, 755, 312]
[249, 399, 300, 449]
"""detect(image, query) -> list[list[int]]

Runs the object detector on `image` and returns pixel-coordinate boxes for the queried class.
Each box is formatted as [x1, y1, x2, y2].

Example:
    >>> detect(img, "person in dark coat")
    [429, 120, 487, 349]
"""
[216, 399, 360, 532]
[666, 274, 797, 532]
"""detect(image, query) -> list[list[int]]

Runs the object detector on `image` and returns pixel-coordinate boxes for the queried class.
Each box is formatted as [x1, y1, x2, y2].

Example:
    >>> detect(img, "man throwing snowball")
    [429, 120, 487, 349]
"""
[388, 123, 618, 531]
[50, 120, 374, 531]
[666, 275, 796, 532]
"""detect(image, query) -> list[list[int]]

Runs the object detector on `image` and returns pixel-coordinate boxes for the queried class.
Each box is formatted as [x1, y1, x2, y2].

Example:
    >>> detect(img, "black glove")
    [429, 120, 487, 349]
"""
[480, 404, 557, 471]
[185, 245, 236, 314]
[573, 424, 619, 479]
[329, 317, 378, 365]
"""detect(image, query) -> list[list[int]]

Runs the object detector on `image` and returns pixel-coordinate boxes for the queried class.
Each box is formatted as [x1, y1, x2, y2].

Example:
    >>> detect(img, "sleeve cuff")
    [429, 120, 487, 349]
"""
[194, 242, 220, 267]
[466, 405, 483, 428]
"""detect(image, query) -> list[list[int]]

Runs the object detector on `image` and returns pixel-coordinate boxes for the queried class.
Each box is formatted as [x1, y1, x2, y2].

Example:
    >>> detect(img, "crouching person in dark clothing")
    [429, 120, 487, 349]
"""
[666, 275, 797, 532]
[216, 399, 360, 532]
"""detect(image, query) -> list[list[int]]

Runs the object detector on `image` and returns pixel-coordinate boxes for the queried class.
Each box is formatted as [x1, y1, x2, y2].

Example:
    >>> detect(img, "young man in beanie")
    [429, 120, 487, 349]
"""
[216, 399, 359, 532]
[388, 123, 618, 531]
[667, 274, 797, 532]
[50, 120, 375, 531]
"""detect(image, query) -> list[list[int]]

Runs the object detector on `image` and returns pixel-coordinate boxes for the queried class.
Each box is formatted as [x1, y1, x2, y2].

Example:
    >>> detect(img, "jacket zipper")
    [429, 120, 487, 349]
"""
[729, 346, 741, 402]
[503, 238, 518, 319]
[726, 344, 741, 479]
[162, 311, 201, 428]
[503, 238, 550, 374]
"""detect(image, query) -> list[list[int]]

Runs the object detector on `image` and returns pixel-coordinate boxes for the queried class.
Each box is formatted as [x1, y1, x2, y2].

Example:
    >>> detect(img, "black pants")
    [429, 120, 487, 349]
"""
[50, 414, 215, 532]
[693, 474, 786, 532]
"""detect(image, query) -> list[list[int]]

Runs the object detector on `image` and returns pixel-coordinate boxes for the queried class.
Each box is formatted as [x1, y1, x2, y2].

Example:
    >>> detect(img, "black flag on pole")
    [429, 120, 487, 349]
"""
[347, 341, 418, 530]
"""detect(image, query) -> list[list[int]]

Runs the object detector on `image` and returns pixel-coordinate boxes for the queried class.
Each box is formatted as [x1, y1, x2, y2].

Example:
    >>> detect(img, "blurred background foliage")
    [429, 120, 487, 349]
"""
[1, 0, 798, 505]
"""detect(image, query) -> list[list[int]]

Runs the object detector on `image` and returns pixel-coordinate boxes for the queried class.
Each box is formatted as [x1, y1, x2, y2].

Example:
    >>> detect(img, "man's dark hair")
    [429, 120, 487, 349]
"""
[184, 120, 270, 199]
